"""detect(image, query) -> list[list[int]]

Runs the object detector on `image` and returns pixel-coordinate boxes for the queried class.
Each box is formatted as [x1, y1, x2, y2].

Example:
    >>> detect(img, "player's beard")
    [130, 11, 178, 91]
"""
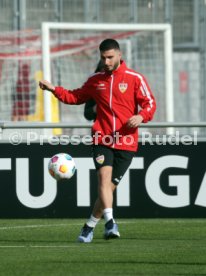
[104, 61, 120, 73]
[112, 61, 120, 71]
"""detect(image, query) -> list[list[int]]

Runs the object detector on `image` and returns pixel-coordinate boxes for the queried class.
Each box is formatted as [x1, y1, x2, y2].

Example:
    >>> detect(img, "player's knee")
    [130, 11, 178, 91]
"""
[98, 165, 112, 181]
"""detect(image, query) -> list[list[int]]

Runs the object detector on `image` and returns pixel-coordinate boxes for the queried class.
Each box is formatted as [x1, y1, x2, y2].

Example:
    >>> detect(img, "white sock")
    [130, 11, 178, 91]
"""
[86, 215, 100, 228]
[103, 208, 115, 223]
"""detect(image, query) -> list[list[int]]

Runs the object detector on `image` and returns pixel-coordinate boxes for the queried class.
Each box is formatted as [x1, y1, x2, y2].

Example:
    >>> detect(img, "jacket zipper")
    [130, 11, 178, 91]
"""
[109, 74, 116, 148]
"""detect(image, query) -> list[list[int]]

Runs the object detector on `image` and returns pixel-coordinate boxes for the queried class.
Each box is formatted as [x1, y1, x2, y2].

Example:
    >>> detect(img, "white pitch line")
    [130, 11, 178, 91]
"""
[0, 245, 79, 248]
[31, 245, 79, 248]
[0, 223, 81, 230]
[0, 220, 135, 231]
[0, 246, 25, 248]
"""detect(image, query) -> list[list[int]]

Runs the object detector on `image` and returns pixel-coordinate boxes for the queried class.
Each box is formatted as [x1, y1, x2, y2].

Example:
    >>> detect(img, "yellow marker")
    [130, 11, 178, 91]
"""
[28, 70, 62, 135]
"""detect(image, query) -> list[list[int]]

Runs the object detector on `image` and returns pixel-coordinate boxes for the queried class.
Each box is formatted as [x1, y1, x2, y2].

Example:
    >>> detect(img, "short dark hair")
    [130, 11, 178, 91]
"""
[99, 39, 120, 52]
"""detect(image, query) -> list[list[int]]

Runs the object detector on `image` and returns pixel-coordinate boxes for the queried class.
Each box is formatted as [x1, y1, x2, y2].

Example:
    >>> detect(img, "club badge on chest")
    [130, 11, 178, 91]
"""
[119, 83, 128, 93]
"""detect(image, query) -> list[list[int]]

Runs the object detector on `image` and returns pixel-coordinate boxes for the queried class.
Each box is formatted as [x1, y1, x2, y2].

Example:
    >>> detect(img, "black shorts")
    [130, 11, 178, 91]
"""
[92, 145, 135, 185]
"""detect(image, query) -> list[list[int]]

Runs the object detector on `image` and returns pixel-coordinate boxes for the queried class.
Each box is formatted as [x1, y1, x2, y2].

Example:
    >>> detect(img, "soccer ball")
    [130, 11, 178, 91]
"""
[48, 153, 76, 181]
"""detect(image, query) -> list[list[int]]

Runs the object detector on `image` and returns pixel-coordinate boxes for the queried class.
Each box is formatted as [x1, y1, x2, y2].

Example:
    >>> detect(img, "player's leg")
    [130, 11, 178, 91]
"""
[97, 165, 113, 210]
[90, 148, 135, 240]
[77, 145, 114, 243]
[91, 145, 115, 219]
[104, 149, 135, 239]
[96, 165, 118, 233]
[92, 182, 116, 219]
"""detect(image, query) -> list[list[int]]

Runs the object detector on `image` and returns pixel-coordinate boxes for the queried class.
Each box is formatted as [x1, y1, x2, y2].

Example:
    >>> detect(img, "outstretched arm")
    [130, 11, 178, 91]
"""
[39, 79, 92, 105]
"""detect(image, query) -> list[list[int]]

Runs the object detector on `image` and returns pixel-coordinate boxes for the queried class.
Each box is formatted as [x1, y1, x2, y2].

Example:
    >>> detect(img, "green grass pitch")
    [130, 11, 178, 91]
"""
[0, 219, 206, 275]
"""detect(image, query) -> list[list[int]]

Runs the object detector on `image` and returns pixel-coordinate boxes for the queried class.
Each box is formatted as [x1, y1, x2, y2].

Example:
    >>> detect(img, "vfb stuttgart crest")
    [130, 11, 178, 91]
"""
[119, 82, 128, 93]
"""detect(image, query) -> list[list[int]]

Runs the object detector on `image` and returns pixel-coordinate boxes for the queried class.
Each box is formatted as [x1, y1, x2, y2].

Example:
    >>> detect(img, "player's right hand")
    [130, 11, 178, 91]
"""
[39, 80, 55, 92]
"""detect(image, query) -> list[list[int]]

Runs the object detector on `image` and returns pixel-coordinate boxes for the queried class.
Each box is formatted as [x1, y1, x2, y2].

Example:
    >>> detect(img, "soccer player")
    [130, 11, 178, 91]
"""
[39, 38, 156, 243]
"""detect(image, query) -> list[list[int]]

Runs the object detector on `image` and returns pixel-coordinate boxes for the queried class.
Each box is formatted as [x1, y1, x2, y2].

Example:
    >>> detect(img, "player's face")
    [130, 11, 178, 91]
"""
[100, 49, 121, 73]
